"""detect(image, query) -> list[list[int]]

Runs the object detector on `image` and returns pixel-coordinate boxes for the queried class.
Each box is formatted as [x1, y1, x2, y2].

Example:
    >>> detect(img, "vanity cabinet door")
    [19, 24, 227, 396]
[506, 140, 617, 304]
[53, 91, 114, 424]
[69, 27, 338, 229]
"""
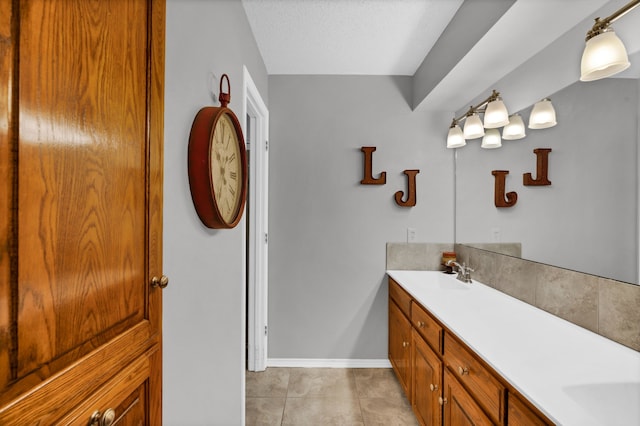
[507, 394, 550, 426]
[412, 329, 442, 426]
[443, 369, 494, 426]
[389, 298, 412, 397]
[444, 332, 505, 423]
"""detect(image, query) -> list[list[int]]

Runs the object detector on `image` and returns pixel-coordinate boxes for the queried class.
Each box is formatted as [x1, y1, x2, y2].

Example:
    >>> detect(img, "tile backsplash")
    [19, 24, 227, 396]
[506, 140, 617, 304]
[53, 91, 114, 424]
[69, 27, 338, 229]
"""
[386, 243, 640, 352]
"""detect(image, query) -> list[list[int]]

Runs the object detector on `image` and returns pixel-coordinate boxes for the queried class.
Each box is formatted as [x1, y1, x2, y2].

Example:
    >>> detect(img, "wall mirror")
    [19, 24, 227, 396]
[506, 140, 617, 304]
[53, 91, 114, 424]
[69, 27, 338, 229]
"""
[455, 74, 639, 284]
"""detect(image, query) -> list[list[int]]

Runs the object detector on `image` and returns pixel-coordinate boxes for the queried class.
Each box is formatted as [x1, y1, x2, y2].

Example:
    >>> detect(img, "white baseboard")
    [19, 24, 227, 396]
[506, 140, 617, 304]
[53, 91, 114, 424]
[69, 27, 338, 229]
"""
[266, 358, 392, 368]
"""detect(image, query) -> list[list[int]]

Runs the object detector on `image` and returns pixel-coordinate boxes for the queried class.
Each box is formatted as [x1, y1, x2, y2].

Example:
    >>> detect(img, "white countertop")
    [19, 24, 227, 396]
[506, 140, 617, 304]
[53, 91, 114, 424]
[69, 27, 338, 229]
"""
[387, 270, 640, 426]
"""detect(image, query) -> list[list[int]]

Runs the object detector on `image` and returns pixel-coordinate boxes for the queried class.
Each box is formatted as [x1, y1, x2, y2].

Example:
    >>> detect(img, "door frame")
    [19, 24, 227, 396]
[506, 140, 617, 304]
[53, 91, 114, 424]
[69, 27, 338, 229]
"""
[243, 66, 269, 372]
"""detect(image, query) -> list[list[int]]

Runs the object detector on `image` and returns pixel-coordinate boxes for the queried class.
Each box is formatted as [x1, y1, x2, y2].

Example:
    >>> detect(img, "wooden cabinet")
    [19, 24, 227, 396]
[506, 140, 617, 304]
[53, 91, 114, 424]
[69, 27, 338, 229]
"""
[0, 1, 165, 424]
[412, 328, 442, 425]
[412, 301, 442, 353]
[507, 394, 549, 426]
[444, 333, 505, 423]
[389, 277, 551, 426]
[443, 369, 494, 426]
[389, 293, 412, 397]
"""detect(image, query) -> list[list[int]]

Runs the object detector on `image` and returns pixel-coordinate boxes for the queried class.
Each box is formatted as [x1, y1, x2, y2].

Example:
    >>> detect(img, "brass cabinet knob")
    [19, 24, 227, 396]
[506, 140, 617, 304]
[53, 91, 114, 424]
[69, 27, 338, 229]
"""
[458, 366, 469, 376]
[402, 341, 409, 348]
[151, 275, 169, 289]
[89, 411, 102, 426]
[439, 396, 447, 405]
[101, 409, 116, 426]
[429, 383, 439, 392]
[418, 321, 425, 328]
[89, 409, 116, 426]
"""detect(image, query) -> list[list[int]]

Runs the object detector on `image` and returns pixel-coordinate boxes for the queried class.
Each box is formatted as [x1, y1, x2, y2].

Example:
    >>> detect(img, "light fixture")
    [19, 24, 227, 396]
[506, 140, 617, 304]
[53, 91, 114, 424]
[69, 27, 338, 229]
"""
[528, 98, 557, 129]
[481, 129, 502, 149]
[483, 95, 509, 128]
[580, 0, 640, 81]
[446, 90, 509, 149]
[446, 120, 466, 149]
[502, 114, 526, 140]
[463, 111, 485, 139]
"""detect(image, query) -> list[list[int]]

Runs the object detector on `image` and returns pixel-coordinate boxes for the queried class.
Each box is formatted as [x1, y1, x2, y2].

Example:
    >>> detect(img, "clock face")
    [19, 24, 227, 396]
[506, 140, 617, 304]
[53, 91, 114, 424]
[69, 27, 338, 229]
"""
[211, 113, 243, 223]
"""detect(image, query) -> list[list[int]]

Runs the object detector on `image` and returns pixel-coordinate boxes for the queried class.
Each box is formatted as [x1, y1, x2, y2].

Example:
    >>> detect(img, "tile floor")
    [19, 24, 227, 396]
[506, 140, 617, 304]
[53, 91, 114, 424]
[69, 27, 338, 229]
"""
[245, 367, 419, 425]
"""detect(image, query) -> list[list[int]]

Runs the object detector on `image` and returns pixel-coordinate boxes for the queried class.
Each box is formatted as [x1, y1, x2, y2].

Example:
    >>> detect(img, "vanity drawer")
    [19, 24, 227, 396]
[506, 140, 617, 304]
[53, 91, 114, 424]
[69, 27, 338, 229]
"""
[411, 301, 442, 353]
[444, 332, 505, 423]
[389, 278, 412, 318]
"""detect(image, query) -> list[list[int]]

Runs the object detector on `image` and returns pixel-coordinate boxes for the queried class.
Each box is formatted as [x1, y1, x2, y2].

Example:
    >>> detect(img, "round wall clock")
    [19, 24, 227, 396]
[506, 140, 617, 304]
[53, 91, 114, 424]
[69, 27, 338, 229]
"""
[188, 74, 248, 229]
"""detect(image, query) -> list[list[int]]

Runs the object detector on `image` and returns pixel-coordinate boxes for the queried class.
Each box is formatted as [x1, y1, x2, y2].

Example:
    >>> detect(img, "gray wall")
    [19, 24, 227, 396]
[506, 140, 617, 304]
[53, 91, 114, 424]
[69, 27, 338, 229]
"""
[456, 79, 638, 284]
[268, 75, 454, 360]
[163, 1, 267, 424]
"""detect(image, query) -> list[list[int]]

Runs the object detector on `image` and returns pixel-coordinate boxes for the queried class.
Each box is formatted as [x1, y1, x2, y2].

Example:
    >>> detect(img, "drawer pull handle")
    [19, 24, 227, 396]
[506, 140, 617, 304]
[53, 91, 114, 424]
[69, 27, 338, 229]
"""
[439, 396, 447, 405]
[418, 321, 425, 328]
[101, 408, 116, 426]
[402, 341, 409, 348]
[89, 409, 116, 426]
[89, 411, 102, 426]
[458, 366, 469, 376]
[429, 383, 439, 392]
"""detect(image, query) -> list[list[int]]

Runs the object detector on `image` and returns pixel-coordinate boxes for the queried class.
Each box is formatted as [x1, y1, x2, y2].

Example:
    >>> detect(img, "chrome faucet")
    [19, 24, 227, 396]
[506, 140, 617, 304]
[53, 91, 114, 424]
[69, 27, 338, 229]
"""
[446, 260, 474, 283]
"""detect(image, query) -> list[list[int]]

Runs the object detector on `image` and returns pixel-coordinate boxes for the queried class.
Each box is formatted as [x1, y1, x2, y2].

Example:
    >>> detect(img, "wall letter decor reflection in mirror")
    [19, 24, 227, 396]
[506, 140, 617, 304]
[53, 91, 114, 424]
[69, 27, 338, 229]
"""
[456, 79, 638, 284]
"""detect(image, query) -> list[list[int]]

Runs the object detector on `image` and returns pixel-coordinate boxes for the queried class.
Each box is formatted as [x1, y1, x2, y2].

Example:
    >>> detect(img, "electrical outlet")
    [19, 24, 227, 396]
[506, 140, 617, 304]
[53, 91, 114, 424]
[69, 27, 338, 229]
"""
[407, 228, 417, 242]
[491, 227, 501, 242]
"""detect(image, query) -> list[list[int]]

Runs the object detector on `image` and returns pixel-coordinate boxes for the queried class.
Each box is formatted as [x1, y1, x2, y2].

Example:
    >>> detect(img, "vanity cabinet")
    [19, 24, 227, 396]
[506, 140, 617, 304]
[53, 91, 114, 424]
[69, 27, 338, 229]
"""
[507, 395, 549, 426]
[412, 328, 442, 425]
[389, 277, 551, 426]
[444, 333, 505, 423]
[443, 369, 493, 425]
[389, 288, 413, 397]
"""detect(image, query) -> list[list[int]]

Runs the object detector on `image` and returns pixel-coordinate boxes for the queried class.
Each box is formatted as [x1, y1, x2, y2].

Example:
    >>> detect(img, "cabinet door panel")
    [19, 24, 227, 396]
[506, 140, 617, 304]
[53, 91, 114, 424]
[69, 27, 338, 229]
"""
[507, 394, 550, 426]
[444, 369, 494, 426]
[389, 299, 412, 396]
[445, 333, 504, 423]
[412, 329, 442, 426]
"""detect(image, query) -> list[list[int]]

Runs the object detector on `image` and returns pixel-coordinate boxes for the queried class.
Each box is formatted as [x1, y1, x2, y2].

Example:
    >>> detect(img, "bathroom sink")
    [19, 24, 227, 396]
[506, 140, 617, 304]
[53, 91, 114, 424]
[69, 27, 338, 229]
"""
[437, 272, 471, 290]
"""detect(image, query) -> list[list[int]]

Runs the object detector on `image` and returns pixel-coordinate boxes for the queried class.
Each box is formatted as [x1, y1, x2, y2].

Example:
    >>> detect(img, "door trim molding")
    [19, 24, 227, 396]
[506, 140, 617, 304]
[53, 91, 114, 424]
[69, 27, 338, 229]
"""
[243, 66, 269, 372]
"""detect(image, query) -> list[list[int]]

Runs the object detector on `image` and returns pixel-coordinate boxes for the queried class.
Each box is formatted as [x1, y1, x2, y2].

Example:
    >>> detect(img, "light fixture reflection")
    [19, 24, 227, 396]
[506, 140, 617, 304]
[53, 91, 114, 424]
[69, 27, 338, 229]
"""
[446, 122, 466, 149]
[529, 99, 557, 129]
[502, 114, 526, 140]
[481, 129, 501, 149]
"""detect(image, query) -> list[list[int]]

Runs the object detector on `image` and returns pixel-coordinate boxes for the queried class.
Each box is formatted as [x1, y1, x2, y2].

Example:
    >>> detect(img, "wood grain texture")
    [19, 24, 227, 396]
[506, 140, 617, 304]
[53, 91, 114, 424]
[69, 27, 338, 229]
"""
[444, 369, 494, 426]
[146, 2, 165, 424]
[0, 0, 164, 423]
[412, 328, 443, 426]
[17, 0, 147, 377]
[0, 0, 16, 391]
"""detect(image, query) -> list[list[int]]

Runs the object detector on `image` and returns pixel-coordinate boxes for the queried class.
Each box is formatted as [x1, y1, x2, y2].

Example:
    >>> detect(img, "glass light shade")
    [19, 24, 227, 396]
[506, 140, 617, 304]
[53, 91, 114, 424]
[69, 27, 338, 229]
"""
[502, 114, 526, 140]
[528, 99, 557, 129]
[446, 124, 466, 148]
[481, 128, 501, 149]
[463, 113, 485, 139]
[580, 29, 630, 82]
[483, 98, 509, 128]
